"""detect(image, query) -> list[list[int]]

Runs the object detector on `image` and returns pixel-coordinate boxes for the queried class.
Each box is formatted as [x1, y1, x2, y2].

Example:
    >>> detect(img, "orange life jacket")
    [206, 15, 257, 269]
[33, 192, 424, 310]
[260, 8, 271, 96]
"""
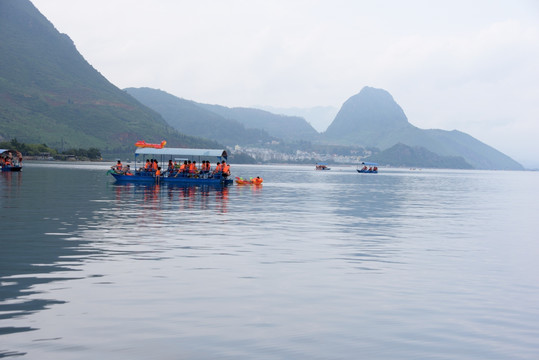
[222, 164, 230, 174]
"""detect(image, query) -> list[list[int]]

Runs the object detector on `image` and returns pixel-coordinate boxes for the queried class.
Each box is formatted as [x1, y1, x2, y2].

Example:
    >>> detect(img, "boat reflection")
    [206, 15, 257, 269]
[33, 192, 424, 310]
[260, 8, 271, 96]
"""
[112, 182, 231, 213]
[1, 170, 22, 190]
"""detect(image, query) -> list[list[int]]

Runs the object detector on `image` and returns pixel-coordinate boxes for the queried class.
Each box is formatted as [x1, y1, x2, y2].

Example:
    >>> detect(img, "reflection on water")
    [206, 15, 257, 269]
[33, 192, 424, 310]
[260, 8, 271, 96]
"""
[1, 164, 539, 359]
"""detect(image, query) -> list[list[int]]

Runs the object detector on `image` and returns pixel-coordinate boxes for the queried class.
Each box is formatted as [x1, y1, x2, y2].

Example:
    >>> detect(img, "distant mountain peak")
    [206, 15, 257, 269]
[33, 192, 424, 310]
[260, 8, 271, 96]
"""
[341, 86, 408, 125]
[323, 86, 409, 143]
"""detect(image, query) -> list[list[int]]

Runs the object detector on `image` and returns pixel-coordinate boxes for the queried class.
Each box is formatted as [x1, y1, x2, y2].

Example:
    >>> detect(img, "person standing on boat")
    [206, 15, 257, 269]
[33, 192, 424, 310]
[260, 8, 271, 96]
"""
[221, 160, 230, 178]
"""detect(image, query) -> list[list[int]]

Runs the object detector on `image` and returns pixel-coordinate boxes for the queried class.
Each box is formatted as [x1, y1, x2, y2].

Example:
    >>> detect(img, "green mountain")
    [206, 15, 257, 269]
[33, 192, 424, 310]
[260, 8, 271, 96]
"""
[256, 105, 338, 133]
[323, 87, 523, 170]
[372, 143, 473, 169]
[125, 87, 275, 147]
[0, 0, 217, 154]
[125, 87, 320, 145]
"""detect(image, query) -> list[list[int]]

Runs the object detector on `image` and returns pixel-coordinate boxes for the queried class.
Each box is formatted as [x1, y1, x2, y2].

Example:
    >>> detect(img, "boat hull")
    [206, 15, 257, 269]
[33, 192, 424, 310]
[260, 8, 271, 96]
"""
[1, 166, 22, 172]
[357, 169, 378, 174]
[110, 172, 233, 185]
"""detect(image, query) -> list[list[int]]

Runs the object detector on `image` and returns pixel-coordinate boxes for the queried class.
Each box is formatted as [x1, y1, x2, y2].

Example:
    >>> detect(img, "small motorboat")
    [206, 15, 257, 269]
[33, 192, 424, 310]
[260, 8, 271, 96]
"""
[315, 162, 330, 170]
[357, 162, 378, 174]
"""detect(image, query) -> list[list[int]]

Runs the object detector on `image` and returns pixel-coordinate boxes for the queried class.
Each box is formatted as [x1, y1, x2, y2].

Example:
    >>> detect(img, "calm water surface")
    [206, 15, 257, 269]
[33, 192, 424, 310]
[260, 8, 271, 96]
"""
[1, 163, 539, 359]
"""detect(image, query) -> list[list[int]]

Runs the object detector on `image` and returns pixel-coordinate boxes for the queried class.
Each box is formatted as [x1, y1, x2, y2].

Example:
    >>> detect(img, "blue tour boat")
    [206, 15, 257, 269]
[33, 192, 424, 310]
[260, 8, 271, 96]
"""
[0, 149, 23, 172]
[109, 147, 233, 185]
[357, 161, 378, 173]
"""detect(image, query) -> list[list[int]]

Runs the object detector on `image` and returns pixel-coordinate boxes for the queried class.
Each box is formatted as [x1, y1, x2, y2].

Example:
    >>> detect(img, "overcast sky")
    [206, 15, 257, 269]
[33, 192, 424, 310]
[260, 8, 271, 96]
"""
[31, 0, 539, 168]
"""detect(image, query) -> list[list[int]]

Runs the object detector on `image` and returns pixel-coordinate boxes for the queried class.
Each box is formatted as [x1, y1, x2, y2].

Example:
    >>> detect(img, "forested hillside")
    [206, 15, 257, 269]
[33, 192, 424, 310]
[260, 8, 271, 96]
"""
[0, 0, 218, 155]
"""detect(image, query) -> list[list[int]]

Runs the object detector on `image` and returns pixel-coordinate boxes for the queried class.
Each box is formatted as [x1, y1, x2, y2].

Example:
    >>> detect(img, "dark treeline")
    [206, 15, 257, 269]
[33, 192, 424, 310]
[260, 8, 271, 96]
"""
[0, 138, 101, 160]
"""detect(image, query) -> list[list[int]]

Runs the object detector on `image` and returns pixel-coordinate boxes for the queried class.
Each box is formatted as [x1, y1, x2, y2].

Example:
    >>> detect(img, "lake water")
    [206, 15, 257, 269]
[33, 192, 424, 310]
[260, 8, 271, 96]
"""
[1, 162, 539, 359]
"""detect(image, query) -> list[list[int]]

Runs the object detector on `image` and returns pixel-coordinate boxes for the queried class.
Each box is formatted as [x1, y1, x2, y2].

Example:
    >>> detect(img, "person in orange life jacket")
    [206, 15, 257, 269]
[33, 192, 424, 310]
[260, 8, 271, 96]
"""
[213, 161, 222, 174]
[203, 160, 211, 172]
[167, 160, 174, 173]
[152, 159, 158, 171]
[180, 161, 188, 172]
[111, 160, 122, 173]
[189, 161, 198, 174]
[155, 167, 162, 176]
[143, 159, 151, 171]
[221, 160, 230, 177]
[124, 165, 133, 175]
[174, 161, 187, 177]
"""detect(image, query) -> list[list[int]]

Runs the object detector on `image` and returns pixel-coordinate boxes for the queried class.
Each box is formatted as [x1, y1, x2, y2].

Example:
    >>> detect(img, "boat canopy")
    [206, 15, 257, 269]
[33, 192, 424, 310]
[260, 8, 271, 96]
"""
[361, 162, 378, 166]
[135, 147, 228, 160]
[0, 149, 22, 156]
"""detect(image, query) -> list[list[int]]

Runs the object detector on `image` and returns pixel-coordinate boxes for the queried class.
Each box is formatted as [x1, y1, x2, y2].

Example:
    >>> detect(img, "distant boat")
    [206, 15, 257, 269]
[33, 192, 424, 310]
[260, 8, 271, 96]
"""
[357, 161, 378, 174]
[0, 149, 23, 172]
[315, 162, 331, 170]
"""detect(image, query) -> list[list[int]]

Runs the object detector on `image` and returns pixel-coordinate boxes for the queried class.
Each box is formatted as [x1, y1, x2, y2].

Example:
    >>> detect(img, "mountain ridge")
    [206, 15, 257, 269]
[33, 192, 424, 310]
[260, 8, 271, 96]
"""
[0, 1, 523, 169]
[322, 87, 523, 170]
[0, 0, 218, 153]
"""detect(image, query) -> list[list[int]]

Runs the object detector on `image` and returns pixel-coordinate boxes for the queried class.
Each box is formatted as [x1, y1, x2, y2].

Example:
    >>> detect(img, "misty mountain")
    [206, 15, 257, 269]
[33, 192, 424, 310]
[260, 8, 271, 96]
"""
[256, 105, 338, 133]
[125, 87, 320, 144]
[323, 87, 523, 170]
[198, 104, 320, 142]
[125, 87, 275, 147]
[372, 143, 474, 169]
[0, 0, 217, 153]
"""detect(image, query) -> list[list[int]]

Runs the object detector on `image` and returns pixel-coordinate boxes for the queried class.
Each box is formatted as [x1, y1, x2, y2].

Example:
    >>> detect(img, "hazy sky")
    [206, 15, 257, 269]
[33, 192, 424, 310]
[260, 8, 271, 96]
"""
[31, 0, 539, 168]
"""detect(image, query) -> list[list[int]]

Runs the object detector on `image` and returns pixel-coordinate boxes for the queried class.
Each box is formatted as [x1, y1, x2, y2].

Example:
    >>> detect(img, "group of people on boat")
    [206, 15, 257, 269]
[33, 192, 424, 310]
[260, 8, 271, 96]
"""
[0, 150, 23, 170]
[111, 159, 231, 178]
[360, 165, 378, 172]
[111, 160, 133, 175]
